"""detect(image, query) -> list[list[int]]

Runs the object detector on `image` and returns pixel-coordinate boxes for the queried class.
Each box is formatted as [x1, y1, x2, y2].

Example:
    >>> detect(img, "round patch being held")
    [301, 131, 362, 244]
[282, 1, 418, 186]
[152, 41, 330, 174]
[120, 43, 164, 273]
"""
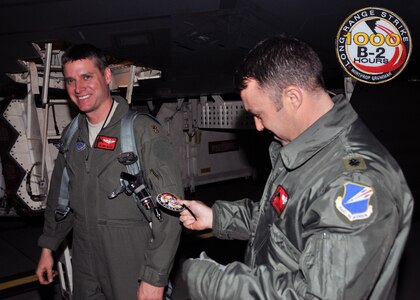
[156, 192, 184, 212]
[336, 7, 412, 84]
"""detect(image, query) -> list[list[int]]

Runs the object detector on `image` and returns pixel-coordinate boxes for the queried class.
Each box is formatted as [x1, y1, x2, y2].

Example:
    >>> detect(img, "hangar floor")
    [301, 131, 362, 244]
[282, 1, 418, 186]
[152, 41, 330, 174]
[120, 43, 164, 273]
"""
[0, 177, 419, 299]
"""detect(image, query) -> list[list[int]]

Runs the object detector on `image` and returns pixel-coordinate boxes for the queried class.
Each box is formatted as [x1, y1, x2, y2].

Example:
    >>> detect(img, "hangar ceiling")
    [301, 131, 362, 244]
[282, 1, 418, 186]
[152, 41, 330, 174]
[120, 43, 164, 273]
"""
[0, 0, 419, 100]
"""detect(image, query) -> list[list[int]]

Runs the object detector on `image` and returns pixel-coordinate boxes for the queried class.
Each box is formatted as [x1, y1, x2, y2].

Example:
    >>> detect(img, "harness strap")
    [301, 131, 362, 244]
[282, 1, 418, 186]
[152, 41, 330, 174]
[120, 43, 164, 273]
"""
[120, 110, 160, 175]
[55, 167, 71, 221]
[54, 114, 80, 221]
[120, 110, 140, 175]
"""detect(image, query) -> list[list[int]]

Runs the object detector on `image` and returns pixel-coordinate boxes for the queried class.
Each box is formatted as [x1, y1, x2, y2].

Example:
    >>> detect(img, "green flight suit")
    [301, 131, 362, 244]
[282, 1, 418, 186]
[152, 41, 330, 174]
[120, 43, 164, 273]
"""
[184, 94, 413, 300]
[39, 96, 183, 299]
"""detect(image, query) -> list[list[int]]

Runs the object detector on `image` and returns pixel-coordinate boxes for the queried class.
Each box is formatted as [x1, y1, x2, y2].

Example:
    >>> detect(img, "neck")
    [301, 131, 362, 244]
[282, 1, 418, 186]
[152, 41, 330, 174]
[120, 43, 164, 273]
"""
[86, 97, 114, 124]
[298, 90, 334, 133]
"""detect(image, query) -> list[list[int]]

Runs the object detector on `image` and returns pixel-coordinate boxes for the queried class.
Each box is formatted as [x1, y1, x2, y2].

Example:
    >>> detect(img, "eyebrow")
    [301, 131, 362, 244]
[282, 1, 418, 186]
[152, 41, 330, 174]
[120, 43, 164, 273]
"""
[80, 72, 94, 77]
[64, 72, 93, 80]
[63, 76, 74, 81]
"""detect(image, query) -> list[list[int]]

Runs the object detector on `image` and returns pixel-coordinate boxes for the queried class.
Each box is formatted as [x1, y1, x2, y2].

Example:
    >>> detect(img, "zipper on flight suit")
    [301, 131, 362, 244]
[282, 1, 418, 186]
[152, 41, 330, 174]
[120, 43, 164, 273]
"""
[84, 145, 92, 173]
[249, 169, 281, 267]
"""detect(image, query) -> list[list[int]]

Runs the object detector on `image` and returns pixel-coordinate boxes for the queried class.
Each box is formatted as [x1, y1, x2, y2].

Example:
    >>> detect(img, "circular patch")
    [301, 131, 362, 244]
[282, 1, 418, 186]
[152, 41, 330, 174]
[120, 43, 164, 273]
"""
[156, 192, 184, 212]
[336, 7, 412, 84]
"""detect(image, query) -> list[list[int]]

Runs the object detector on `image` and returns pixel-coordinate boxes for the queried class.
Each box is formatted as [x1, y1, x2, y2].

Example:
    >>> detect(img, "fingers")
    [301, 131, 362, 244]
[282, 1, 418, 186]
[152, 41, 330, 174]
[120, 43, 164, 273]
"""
[36, 264, 46, 284]
[36, 267, 54, 285]
[180, 215, 198, 229]
[178, 199, 213, 230]
[36, 248, 56, 285]
[179, 200, 196, 219]
[36, 270, 47, 285]
[177, 199, 190, 206]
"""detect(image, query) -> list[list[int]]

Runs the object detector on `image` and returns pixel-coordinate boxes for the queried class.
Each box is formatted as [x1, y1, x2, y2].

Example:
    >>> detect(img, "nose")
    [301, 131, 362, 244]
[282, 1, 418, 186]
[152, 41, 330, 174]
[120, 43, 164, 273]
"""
[74, 79, 85, 94]
[254, 116, 264, 131]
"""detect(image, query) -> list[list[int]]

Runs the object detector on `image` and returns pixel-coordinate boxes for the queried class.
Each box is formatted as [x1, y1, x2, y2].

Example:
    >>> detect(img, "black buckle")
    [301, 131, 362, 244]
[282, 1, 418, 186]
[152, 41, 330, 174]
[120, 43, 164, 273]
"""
[55, 206, 71, 222]
[118, 152, 138, 165]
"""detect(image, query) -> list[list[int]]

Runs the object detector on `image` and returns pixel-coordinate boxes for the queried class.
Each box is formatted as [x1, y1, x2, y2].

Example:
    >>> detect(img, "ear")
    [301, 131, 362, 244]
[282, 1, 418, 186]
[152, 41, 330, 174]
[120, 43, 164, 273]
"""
[104, 67, 112, 85]
[283, 86, 303, 110]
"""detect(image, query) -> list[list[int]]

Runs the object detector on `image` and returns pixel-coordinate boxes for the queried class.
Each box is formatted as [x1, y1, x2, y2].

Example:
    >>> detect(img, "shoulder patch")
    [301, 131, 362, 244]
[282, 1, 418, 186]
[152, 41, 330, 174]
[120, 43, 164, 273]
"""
[342, 155, 367, 172]
[335, 182, 373, 221]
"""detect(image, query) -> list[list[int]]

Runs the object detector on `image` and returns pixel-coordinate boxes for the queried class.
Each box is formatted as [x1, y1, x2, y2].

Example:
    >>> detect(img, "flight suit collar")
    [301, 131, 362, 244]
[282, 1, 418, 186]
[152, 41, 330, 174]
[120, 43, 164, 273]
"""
[107, 95, 130, 127]
[75, 95, 130, 130]
[278, 94, 358, 170]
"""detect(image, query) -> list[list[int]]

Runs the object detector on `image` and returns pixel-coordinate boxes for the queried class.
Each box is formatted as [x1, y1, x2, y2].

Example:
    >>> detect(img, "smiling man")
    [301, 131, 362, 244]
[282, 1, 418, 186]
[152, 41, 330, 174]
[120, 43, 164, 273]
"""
[36, 44, 183, 300]
[179, 35, 414, 300]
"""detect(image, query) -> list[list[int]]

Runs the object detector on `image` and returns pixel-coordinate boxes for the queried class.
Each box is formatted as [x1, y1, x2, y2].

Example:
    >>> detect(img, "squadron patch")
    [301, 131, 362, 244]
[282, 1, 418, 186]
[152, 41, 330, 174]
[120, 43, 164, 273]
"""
[94, 136, 118, 150]
[335, 182, 373, 221]
[152, 125, 159, 134]
[271, 185, 289, 215]
[75, 138, 87, 152]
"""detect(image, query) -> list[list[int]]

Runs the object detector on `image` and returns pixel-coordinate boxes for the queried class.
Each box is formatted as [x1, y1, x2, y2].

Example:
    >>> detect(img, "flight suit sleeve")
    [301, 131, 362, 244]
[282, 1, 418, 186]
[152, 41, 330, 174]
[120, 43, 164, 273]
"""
[212, 198, 259, 240]
[183, 173, 411, 299]
[136, 117, 183, 287]
[38, 152, 74, 251]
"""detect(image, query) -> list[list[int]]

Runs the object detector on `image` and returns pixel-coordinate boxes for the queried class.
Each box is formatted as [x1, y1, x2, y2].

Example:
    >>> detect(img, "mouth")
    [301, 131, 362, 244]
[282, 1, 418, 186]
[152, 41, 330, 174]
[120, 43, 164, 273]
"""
[77, 95, 90, 100]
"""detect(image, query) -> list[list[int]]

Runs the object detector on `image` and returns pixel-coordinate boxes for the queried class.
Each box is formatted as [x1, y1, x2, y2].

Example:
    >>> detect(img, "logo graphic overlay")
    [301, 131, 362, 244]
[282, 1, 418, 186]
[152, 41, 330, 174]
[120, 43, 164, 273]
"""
[336, 7, 412, 84]
[335, 182, 374, 221]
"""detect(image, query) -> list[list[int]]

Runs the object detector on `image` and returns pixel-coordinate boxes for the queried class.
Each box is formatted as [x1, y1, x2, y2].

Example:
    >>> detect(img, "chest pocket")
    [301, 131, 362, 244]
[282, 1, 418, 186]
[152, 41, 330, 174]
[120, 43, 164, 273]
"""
[265, 224, 301, 272]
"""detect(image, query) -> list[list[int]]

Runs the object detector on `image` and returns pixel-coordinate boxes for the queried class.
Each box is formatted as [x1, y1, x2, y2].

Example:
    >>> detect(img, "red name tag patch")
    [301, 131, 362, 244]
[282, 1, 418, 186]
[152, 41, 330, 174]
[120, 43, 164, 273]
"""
[270, 185, 289, 215]
[95, 136, 118, 150]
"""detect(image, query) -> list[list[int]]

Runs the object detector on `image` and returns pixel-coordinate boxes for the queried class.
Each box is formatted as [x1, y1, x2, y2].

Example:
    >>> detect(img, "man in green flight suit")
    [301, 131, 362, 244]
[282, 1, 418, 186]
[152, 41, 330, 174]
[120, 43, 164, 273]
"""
[36, 44, 183, 300]
[179, 35, 414, 300]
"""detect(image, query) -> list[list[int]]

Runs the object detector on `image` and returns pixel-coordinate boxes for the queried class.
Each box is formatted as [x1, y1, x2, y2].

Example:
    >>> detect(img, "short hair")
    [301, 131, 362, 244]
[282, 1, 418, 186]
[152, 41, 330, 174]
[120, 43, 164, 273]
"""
[61, 43, 109, 73]
[234, 35, 326, 98]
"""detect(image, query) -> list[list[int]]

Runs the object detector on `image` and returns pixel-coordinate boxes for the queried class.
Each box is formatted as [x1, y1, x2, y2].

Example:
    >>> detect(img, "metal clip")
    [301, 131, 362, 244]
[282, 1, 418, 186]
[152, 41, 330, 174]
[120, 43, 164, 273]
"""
[108, 178, 129, 199]
[117, 152, 138, 165]
[55, 206, 71, 222]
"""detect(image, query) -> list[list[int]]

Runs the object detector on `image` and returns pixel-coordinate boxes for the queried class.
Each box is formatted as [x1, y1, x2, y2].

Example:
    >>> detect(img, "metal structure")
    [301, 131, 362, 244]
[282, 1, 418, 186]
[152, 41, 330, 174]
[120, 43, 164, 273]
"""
[155, 96, 255, 192]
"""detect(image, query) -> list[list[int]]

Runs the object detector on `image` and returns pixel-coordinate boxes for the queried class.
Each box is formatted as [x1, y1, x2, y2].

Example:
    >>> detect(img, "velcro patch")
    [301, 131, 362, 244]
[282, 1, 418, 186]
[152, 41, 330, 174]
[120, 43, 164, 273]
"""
[75, 138, 86, 152]
[335, 182, 373, 221]
[94, 136, 118, 150]
[270, 185, 288, 215]
[342, 155, 367, 172]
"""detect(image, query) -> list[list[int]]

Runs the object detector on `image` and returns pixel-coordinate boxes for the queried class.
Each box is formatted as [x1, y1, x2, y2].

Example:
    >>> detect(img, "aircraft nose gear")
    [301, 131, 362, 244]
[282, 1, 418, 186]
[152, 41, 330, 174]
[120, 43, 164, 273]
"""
[108, 172, 162, 221]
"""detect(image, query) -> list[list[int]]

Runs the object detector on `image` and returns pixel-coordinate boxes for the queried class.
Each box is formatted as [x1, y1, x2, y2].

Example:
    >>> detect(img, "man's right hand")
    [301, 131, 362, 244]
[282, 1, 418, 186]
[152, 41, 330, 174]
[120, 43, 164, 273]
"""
[179, 200, 213, 231]
[36, 248, 55, 285]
